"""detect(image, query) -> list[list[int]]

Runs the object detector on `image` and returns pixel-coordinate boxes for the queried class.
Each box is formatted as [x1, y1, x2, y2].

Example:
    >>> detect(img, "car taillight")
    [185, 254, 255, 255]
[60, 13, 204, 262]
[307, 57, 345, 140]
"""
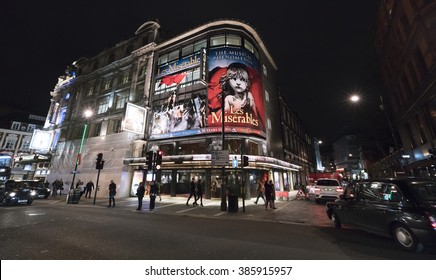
[336, 187, 343, 192]
[425, 212, 436, 230]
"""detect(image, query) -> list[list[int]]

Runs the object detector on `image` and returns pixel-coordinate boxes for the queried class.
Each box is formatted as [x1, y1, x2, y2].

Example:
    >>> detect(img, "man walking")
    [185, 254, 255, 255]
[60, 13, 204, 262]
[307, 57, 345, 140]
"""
[254, 179, 265, 204]
[85, 180, 94, 199]
[186, 177, 197, 206]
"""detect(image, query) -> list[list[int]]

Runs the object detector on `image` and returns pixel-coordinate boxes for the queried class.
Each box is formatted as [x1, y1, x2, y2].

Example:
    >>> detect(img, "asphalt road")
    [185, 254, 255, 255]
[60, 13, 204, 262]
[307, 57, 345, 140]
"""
[1, 195, 435, 260]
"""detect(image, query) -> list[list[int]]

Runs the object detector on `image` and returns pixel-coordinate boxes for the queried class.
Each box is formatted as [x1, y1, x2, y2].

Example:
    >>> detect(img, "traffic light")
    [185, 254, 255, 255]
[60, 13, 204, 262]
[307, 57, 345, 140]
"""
[156, 150, 163, 167]
[96, 153, 104, 169]
[242, 155, 249, 167]
[146, 151, 154, 170]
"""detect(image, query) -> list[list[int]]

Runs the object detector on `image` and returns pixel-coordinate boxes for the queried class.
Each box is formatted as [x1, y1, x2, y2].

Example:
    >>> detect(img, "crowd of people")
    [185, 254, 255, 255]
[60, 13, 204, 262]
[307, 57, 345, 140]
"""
[42, 176, 281, 212]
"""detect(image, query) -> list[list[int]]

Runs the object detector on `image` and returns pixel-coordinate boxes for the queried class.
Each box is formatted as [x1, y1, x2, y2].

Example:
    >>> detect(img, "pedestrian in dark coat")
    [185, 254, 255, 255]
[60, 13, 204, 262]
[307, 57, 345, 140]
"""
[149, 181, 159, 211]
[193, 179, 204, 207]
[186, 177, 197, 206]
[136, 182, 146, 210]
[108, 180, 117, 207]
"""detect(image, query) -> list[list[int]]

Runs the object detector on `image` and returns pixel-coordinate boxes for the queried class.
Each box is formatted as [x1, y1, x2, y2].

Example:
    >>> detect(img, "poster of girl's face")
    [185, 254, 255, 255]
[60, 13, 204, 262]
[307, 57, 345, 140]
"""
[207, 46, 266, 138]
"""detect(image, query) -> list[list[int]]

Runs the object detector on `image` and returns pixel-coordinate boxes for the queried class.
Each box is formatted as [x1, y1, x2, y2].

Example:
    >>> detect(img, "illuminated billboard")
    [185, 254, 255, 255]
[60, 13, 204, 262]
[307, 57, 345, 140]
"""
[207, 46, 265, 137]
[121, 103, 147, 134]
[29, 130, 54, 151]
[149, 47, 265, 140]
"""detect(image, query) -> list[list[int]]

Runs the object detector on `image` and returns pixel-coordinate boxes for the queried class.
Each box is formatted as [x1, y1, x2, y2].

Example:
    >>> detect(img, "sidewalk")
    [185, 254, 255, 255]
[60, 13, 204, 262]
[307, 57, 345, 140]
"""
[58, 190, 325, 226]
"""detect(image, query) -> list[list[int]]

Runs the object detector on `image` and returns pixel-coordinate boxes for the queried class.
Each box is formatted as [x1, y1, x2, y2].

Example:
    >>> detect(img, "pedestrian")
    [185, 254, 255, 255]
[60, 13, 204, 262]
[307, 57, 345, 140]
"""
[264, 179, 274, 210]
[136, 182, 145, 210]
[76, 180, 84, 198]
[270, 181, 277, 209]
[51, 180, 58, 198]
[186, 177, 197, 206]
[85, 180, 94, 199]
[149, 181, 159, 211]
[156, 179, 162, 201]
[58, 179, 64, 196]
[108, 180, 117, 207]
[193, 179, 204, 207]
[254, 179, 265, 204]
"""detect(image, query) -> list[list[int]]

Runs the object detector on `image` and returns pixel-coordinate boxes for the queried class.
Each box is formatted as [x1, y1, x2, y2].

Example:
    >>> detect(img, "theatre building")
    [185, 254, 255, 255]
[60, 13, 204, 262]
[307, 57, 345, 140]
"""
[43, 19, 308, 200]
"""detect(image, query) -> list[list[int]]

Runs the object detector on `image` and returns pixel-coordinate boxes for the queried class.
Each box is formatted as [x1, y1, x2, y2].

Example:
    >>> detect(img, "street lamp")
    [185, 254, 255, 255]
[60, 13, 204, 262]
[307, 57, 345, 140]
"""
[70, 110, 93, 190]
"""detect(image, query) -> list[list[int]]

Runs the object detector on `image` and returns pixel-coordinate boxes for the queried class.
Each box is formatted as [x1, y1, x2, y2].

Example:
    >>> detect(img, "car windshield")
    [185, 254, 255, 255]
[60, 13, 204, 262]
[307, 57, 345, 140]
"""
[411, 183, 436, 202]
[316, 180, 340, 186]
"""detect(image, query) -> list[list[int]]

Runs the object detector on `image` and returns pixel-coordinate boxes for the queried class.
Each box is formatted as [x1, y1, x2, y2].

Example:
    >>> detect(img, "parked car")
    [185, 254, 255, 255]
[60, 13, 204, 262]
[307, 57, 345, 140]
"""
[326, 177, 436, 252]
[0, 180, 36, 206]
[308, 178, 343, 203]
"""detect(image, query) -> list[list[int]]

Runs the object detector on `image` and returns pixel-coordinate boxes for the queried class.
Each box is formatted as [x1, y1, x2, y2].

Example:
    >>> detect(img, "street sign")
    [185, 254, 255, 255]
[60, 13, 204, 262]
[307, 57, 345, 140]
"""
[211, 150, 229, 166]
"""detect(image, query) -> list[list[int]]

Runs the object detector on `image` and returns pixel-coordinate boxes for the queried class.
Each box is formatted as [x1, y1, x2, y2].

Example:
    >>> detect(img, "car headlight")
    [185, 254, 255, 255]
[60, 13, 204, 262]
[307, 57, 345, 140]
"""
[46, 188, 51, 192]
[9, 192, 16, 197]
[30, 190, 37, 196]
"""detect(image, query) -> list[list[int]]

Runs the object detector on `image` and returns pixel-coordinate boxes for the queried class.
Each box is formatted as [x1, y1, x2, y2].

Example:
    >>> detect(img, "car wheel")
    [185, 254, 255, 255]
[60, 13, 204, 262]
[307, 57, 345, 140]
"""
[332, 212, 341, 229]
[392, 224, 422, 252]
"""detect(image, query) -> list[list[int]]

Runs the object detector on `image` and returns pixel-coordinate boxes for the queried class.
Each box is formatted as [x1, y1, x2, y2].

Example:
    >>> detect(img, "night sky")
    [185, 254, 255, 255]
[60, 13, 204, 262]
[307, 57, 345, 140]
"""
[2, 0, 383, 144]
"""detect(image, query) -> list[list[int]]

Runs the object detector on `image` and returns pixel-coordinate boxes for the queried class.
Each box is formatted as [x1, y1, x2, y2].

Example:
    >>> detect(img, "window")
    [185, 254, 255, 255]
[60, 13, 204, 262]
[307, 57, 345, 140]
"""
[168, 50, 179, 62]
[182, 44, 194, 57]
[90, 122, 101, 137]
[158, 54, 168, 65]
[194, 39, 207, 52]
[88, 85, 94, 96]
[265, 90, 269, 102]
[267, 118, 271, 130]
[11, 122, 20, 130]
[97, 98, 110, 114]
[21, 139, 31, 150]
[210, 35, 225, 46]
[244, 40, 254, 53]
[5, 136, 17, 149]
[359, 182, 380, 202]
[139, 65, 147, 76]
[27, 124, 36, 133]
[115, 93, 129, 109]
[122, 71, 130, 84]
[107, 119, 122, 134]
[104, 78, 111, 90]
[226, 34, 241, 46]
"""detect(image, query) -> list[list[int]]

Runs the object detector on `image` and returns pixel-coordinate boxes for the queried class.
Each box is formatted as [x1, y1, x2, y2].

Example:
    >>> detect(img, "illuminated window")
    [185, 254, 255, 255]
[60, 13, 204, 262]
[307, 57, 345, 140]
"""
[226, 34, 241, 46]
[122, 71, 130, 84]
[115, 93, 129, 109]
[104, 78, 111, 90]
[97, 99, 109, 114]
[210, 35, 225, 46]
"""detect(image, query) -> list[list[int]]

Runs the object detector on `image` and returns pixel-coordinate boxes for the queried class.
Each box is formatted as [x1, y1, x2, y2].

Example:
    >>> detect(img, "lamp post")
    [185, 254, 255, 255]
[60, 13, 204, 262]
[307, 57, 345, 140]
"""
[70, 110, 93, 190]
[349, 94, 398, 152]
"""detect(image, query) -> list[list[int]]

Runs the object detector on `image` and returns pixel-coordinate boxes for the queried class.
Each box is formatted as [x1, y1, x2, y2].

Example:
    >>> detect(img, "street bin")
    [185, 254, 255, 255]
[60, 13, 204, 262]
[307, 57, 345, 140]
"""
[228, 194, 238, 213]
[66, 189, 80, 204]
